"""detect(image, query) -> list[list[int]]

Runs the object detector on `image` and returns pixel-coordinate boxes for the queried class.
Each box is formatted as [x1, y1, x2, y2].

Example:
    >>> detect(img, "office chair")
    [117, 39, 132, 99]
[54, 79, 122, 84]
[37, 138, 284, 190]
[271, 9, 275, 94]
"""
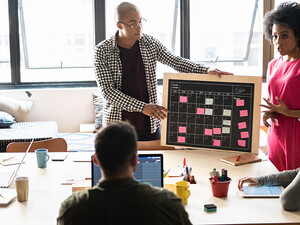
[6, 138, 68, 152]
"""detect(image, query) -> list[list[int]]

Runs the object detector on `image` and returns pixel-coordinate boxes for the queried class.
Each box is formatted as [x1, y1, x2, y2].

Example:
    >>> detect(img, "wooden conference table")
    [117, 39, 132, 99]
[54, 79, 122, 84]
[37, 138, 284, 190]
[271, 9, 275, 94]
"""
[0, 150, 300, 225]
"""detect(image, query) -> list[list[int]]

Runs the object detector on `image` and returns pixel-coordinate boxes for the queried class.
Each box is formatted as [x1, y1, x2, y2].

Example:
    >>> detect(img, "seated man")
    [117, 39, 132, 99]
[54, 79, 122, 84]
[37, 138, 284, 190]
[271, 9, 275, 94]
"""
[238, 167, 300, 211]
[57, 121, 192, 225]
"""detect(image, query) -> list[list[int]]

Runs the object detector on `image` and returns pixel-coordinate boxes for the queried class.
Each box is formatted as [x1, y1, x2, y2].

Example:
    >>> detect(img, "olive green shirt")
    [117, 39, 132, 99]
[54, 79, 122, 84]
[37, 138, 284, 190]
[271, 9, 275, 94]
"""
[57, 178, 192, 225]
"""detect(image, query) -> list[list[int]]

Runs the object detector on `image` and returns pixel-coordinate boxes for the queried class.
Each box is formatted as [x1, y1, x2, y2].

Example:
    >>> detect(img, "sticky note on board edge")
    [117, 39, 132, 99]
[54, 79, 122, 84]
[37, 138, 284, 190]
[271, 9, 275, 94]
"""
[236, 99, 245, 106]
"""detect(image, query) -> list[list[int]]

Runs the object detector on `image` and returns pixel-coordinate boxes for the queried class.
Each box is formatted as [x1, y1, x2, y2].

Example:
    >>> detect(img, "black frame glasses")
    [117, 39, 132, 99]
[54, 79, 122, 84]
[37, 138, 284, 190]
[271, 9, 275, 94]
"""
[118, 17, 147, 29]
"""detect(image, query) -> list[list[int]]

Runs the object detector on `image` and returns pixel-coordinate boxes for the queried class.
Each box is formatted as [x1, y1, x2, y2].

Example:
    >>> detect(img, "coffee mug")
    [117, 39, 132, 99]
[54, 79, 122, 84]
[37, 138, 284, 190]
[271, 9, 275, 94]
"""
[35, 149, 50, 168]
[15, 176, 29, 202]
[175, 181, 190, 205]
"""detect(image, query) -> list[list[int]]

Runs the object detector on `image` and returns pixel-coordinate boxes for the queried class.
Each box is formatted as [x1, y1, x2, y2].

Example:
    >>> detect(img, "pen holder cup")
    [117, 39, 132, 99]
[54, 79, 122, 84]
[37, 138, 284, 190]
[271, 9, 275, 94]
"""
[210, 178, 231, 197]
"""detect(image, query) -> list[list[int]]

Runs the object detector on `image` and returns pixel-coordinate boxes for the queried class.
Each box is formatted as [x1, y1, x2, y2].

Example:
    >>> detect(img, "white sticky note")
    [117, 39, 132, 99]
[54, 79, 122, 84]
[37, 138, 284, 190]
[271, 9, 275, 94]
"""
[222, 127, 230, 134]
[223, 109, 232, 116]
[205, 108, 213, 115]
[223, 120, 231, 126]
[205, 98, 214, 105]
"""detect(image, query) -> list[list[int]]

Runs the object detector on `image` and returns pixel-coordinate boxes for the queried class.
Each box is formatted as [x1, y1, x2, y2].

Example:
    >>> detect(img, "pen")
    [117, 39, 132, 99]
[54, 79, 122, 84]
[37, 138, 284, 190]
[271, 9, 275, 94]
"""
[165, 169, 170, 176]
[2, 157, 14, 162]
[236, 155, 241, 161]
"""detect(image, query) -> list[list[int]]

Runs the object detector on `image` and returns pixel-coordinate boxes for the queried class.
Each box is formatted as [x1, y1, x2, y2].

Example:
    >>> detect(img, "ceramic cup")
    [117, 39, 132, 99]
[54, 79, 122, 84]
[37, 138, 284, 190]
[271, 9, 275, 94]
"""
[15, 176, 29, 202]
[35, 149, 50, 168]
[175, 181, 190, 205]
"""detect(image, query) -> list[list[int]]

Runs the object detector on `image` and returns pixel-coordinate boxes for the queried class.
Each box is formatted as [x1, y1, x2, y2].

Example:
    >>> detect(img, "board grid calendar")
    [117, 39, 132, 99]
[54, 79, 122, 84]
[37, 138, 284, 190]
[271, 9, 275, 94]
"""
[166, 79, 254, 152]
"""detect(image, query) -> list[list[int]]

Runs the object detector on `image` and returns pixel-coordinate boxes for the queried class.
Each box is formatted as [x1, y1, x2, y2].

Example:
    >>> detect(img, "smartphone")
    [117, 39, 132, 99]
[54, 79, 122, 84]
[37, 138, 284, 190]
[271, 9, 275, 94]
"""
[51, 153, 68, 161]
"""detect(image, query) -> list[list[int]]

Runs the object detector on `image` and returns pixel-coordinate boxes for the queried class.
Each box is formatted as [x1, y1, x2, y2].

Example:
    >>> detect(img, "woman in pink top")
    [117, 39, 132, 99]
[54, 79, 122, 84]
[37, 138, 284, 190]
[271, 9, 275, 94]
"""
[261, 2, 300, 171]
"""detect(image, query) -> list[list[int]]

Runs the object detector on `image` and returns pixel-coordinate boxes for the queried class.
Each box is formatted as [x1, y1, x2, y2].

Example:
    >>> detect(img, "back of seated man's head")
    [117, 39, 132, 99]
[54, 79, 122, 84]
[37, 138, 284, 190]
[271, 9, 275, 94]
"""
[94, 121, 137, 173]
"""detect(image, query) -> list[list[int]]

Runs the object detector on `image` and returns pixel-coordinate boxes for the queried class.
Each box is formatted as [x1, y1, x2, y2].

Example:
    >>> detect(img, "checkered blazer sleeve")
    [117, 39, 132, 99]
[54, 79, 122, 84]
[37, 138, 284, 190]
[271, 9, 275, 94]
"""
[148, 35, 209, 74]
[94, 44, 146, 113]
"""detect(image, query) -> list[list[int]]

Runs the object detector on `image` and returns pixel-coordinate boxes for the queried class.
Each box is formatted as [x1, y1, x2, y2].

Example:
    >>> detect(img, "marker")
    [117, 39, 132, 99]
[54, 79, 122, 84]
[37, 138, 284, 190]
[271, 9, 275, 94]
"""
[183, 158, 186, 167]
[236, 155, 241, 161]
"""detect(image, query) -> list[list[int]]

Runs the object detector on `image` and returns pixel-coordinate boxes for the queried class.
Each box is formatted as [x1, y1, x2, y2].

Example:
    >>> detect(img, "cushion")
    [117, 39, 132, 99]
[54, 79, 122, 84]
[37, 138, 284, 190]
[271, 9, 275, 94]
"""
[92, 93, 104, 131]
[0, 96, 33, 122]
[0, 111, 16, 128]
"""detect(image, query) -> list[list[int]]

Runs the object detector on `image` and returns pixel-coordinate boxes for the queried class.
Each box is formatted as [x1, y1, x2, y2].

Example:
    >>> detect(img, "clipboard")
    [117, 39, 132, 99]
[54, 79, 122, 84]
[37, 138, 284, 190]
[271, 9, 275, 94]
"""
[221, 154, 262, 166]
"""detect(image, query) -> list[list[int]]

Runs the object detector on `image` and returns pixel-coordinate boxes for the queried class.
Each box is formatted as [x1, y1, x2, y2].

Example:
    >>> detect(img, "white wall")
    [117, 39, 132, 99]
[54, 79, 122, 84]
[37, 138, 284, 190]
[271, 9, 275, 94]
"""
[0, 87, 100, 133]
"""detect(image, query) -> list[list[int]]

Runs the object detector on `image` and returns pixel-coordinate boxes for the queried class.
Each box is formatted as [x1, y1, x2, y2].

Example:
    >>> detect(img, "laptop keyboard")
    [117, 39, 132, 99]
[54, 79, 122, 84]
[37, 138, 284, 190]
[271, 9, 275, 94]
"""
[0, 171, 14, 187]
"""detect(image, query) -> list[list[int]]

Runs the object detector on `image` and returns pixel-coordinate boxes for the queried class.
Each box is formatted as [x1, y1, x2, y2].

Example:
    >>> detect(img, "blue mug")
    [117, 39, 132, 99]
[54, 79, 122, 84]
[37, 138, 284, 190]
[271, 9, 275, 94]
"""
[35, 149, 50, 168]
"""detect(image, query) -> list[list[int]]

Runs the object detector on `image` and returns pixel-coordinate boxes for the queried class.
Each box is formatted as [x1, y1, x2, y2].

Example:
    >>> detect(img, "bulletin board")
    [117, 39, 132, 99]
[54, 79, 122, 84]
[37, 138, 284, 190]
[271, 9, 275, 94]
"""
[161, 73, 262, 154]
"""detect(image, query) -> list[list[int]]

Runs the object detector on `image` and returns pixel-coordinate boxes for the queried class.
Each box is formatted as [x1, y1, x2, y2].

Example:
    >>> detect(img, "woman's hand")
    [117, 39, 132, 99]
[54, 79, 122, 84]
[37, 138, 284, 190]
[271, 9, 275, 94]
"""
[237, 176, 259, 190]
[261, 97, 290, 116]
[262, 111, 277, 128]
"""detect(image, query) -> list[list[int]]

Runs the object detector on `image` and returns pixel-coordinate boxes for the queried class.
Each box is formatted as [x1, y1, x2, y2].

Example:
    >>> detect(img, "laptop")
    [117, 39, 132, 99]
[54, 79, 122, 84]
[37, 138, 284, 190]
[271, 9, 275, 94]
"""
[92, 153, 164, 187]
[0, 139, 34, 188]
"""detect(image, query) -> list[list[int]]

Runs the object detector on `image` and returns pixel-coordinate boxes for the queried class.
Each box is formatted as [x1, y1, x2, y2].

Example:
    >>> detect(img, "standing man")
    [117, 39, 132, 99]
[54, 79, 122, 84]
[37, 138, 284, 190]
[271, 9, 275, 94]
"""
[57, 121, 193, 225]
[94, 2, 232, 143]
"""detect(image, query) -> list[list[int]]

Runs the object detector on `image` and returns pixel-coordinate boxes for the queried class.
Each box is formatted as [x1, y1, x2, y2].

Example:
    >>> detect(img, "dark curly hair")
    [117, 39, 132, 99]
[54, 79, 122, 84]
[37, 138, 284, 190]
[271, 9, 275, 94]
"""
[263, 1, 300, 47]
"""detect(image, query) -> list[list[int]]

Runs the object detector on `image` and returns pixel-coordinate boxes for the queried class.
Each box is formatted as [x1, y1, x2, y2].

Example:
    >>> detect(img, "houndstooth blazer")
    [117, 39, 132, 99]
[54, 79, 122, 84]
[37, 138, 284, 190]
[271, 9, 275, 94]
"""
[94, 32, 209, 133]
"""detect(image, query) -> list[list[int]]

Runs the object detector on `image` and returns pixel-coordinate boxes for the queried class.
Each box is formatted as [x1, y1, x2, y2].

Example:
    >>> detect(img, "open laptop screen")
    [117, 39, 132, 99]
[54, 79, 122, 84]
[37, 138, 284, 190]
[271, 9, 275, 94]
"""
[92, 154, 163, 187]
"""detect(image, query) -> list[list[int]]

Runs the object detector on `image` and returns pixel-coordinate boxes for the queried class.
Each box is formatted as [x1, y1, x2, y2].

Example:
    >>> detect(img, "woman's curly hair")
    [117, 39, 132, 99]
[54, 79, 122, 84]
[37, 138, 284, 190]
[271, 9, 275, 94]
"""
[263, 1, 300, 47]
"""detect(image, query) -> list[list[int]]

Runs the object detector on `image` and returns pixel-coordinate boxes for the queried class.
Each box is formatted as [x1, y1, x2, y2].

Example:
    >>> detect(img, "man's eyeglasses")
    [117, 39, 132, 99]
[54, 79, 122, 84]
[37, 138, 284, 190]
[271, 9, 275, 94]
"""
[118, 18, 147, 29]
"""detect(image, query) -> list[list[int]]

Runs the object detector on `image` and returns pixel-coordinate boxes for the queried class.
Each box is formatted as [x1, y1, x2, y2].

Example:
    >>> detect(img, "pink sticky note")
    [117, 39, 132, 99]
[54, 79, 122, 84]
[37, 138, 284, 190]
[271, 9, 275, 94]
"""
[236, 99, 245, 107]
[241, 131, 249, 139]
[238, 140, 246, 147]
[180, 96, 188, 103]
[240, 110, 248, 117]
[205, 129, 213, 135]
[179, 126, 186, 133]
[178, 136, 185, 143]
[238, 122, 247, 129]
[213, 139, 221, 146]
[197, 108, 205, 115]
[213, 128, 221, 134]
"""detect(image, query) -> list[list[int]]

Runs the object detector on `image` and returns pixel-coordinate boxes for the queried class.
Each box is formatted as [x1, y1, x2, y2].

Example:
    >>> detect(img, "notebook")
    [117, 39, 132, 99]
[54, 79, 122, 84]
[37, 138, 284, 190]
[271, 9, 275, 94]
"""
[0, 139, 34, 188]
[92, 154, 164, 187]
[221, 154, 262, 166]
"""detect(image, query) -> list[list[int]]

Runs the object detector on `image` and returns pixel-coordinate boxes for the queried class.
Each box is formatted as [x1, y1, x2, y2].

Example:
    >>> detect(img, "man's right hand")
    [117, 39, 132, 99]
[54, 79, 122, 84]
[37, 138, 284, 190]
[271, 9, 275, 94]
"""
[142, 104, 168, 120]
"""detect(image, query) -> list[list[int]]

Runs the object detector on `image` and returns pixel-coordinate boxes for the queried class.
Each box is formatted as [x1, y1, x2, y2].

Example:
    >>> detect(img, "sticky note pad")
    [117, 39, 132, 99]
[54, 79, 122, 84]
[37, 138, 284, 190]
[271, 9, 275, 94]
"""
[197, 108, 205, 115]
[213, 139, 221, 146]
[222, 127, 230, 134]
[180, 96, 188, 103]
[179, 126, 186, 133]
[223, 120, 231, 126]
[238, 122, 247, 129]
[205, 98, 214, 105]
[240, 110, 248, 117]
[213, 128, 221, 134]
[236, 99, 244, 106]
[205, 108, 213, 115]
[223, 109, 231, 116]
[178, 136, 185, 143]
[241, 131, 249, 139]
[205, 129, 213, 135]
[238, 140, 246, 147]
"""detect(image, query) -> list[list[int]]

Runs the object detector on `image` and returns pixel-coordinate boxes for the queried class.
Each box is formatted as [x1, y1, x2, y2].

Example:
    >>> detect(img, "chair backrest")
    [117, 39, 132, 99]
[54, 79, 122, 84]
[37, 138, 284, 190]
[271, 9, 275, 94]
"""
[6, 138, 68, 152]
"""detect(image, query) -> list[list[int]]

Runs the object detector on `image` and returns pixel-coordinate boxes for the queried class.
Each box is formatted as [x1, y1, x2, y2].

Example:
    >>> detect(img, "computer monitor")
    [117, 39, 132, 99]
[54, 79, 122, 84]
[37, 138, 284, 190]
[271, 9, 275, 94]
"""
[91, 154, 163, 187]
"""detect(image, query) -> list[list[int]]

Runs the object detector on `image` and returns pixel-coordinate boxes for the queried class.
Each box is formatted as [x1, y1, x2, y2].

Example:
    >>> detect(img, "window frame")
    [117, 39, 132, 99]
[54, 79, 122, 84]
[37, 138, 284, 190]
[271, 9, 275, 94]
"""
[2, 0, 270, 90]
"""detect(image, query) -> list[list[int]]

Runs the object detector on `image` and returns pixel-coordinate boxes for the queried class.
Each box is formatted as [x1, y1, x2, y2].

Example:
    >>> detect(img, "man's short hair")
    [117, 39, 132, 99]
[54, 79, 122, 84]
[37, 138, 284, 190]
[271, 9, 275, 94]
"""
[115, 2, 139, 22]
[94, 121, 138, 171]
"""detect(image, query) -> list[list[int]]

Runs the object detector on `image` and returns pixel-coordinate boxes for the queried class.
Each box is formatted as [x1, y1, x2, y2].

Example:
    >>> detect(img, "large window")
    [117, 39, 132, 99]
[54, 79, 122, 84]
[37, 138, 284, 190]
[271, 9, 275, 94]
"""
[0, 0, 11, 83]
[1, 0, 271, 88]
[190, 0, 263, 76]
[19, 0, 94, 82]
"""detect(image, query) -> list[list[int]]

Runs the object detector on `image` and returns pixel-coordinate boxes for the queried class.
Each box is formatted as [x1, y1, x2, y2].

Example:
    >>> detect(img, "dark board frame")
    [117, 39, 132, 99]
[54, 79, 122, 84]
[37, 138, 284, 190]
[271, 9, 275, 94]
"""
[161, 73, 262, 154]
